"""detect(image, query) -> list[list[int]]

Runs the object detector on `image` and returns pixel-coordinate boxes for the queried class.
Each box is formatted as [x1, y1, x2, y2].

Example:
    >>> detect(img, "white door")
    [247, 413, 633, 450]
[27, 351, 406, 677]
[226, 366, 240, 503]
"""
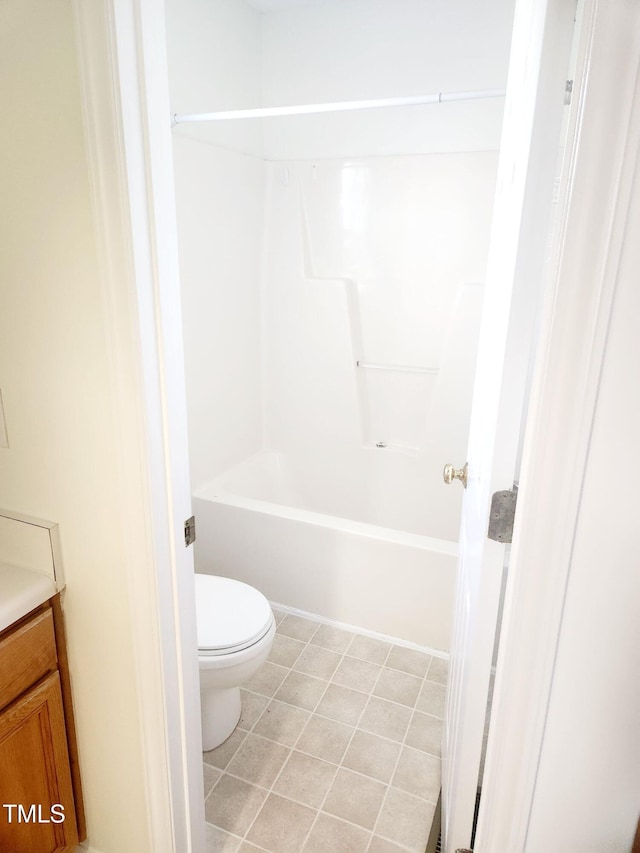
[441, 1, 579, 849]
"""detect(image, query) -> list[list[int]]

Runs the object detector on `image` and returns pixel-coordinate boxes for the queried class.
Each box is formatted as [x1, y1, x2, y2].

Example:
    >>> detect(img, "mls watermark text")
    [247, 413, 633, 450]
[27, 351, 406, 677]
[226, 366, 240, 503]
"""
[2, 804, 65, 823]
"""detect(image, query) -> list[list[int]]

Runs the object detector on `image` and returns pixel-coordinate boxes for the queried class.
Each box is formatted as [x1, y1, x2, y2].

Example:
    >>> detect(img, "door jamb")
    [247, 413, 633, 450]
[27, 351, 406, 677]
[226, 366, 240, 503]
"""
[72, 1, 205, 851]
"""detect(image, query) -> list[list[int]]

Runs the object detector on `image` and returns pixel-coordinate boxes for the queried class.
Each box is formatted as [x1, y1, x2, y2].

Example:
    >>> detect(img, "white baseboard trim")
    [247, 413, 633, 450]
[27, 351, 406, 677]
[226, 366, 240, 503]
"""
[269, 599, 449, 660]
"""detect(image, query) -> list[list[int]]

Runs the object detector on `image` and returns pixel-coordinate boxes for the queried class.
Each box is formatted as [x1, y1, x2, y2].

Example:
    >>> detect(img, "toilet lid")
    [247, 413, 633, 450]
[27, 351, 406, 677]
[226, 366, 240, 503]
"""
[195, 574, 273, 654]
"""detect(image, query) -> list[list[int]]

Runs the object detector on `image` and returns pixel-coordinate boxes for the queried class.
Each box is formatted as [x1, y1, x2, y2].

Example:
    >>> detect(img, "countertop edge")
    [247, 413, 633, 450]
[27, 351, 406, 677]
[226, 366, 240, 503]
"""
[0, 563, 58, 634]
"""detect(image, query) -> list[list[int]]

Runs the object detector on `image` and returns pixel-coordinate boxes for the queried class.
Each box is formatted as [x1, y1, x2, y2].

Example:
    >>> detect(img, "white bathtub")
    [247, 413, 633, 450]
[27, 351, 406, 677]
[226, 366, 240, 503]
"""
[192, 449, 457, 651]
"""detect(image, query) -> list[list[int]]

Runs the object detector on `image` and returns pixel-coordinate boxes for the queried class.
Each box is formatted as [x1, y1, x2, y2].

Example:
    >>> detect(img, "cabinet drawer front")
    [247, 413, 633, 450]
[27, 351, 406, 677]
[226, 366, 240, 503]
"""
[0, 609, 57, 711]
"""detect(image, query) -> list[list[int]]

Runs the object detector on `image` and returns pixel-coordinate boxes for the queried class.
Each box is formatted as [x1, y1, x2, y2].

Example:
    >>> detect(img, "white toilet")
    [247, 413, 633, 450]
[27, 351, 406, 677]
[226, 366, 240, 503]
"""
[195, 573, 276, 751]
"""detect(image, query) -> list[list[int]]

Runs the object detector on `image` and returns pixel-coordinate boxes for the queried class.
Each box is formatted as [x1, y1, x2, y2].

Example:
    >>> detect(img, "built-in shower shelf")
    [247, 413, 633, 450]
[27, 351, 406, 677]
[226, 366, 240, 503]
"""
[367, 440, 421, 454]
[356, 360, 439, 375]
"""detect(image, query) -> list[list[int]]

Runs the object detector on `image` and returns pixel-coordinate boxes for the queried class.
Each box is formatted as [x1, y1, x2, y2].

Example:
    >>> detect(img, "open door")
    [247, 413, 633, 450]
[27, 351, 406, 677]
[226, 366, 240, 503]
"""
[441, 1, 580, 849]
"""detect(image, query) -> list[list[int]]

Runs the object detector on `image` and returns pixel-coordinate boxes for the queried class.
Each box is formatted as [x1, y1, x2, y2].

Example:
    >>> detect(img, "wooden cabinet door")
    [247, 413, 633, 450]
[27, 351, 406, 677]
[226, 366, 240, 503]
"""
[0, 672, 79, 853]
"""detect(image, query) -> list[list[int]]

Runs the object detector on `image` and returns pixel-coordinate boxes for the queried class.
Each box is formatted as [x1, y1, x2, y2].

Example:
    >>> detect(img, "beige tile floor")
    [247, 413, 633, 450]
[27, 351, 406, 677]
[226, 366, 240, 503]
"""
[203, 610, 448, 853]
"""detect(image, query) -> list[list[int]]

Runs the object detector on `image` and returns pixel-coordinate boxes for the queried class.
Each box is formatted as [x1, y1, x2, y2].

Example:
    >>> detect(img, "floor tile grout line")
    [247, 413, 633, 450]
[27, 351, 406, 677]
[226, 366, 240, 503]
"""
[296, 649, 436, 682]
[235, 626, 312, 847]
[239, 616, 356, 849]
[211, 763, 398, 802]
[207, 736, 440, 807]
[203, 730, 250, 800]
[206, 768, 420, 853]
[205, 613, 443, 851]
[275, 616, 441, 679]
[373, 657, 433, 840]
[298, 615, 442, 849]
[204, 825, 247, 850]
[236, 739, 295, 845]
[275, 607, 449, 670]
[208, 764, 420, 842]
[226, 657, 442, 767]
[283, 613, 447, 665]
[240, 689, 444, 737]
[295, 640, 393, 851]
[204, 808, 419, 853]
[203, 695, 442, 805]
[252, 616, 318, 732]
[243, 701, 313, 745]
[425, 653, 435, 681]
[296, 628, 391, 850]
[234, 709, 405, 755]
[339, 647, 396, 853]
[425, 652, 449, 688]
[244, 676, 445, 722]
[368, 663, 439, 850]
[285, 633, 389, 683]
[248, 676, 446, 708]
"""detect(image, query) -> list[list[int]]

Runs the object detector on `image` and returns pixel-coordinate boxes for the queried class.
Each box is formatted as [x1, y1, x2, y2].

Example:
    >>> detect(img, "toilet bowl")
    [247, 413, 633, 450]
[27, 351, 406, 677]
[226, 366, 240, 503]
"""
[195, 573, 276, 751]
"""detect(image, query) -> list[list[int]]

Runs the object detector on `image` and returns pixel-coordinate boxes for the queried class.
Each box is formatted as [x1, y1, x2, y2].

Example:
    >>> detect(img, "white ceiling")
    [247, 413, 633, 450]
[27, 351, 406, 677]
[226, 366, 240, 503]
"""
[244, 0, 334, 11]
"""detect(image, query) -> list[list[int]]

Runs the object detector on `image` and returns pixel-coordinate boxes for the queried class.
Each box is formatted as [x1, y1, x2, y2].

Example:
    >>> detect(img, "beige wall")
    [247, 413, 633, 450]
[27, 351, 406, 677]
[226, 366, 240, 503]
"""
[0, 2, 153, 850]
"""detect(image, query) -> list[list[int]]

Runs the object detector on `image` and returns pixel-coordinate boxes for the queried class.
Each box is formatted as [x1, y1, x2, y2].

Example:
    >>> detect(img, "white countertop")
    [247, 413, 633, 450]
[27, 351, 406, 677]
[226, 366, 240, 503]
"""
[0, 562, 57, 633]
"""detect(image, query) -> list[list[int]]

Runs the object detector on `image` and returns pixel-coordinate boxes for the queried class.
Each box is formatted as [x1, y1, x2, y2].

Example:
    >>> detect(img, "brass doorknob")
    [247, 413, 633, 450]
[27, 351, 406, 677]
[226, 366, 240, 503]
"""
[443, 462, 468, 488]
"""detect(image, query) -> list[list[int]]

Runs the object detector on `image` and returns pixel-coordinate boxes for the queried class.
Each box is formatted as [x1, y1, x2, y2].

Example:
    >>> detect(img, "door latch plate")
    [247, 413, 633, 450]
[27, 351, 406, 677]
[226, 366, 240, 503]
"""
[184, 515, 196, 547]
[487, 487, 518, 543]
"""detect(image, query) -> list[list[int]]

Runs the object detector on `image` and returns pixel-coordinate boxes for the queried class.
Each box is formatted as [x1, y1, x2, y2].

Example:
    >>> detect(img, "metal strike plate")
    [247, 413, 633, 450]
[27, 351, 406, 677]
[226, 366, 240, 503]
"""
[184, 515, 196, 547]
[487, 488, 518, 543]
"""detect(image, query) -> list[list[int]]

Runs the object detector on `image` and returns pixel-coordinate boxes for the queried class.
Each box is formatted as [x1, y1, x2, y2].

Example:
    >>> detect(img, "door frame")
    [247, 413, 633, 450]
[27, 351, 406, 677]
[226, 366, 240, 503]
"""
[72, 1, 205, 851]
[70, 0, 638, 850]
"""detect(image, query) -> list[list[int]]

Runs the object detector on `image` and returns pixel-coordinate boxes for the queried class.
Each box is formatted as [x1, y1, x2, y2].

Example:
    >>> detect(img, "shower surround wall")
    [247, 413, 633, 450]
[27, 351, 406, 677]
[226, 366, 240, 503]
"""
[169, 0, 265, 487]
[263, 154, 497, 542]
[167, 0, 513, 648]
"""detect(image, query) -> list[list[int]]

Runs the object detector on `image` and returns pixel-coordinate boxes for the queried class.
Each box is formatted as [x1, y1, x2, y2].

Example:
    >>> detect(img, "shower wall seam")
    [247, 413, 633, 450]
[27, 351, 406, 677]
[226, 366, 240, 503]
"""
[258, 156, 271, 451]
[297, 179, 370, 447]
[172, 132, 265, 162]
[172, 132, 502, 163]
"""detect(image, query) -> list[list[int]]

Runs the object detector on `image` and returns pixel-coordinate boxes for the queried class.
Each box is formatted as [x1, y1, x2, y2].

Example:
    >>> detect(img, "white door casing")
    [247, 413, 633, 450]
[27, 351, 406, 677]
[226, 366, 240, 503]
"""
[442, 0, 579, 849]
[109, 0, 207, 849]
[72, 1, 206, 851]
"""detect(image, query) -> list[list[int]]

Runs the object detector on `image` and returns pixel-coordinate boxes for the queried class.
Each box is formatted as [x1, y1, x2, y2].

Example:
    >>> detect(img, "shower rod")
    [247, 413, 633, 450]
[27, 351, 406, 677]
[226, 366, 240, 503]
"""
[171, 88, 505, 125]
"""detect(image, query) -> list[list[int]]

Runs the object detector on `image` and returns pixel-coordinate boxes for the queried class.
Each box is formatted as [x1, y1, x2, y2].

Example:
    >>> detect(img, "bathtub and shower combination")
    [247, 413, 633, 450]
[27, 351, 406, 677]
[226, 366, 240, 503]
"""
[193, 447, 457, 652]
[179, 157, 495, 654]
[175, 154, 495, 654]
[169, 2, 501, 656]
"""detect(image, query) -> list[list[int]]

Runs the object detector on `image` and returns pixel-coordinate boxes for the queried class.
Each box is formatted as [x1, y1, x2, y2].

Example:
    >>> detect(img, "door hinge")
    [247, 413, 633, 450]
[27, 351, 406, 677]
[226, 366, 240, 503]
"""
[565, 79, 573, 105]
[184, 515, 196, 547]
[487, 484, 518, 543]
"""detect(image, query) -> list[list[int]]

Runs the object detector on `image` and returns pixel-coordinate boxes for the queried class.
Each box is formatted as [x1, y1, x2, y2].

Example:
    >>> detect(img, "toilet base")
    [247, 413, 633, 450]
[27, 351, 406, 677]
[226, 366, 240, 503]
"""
[200, 685, 242, 752]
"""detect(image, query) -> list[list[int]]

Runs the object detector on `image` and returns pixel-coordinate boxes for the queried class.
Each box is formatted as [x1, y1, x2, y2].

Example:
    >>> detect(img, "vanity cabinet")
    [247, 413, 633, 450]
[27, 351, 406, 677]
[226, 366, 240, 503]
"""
[0, 596, 85, 853]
